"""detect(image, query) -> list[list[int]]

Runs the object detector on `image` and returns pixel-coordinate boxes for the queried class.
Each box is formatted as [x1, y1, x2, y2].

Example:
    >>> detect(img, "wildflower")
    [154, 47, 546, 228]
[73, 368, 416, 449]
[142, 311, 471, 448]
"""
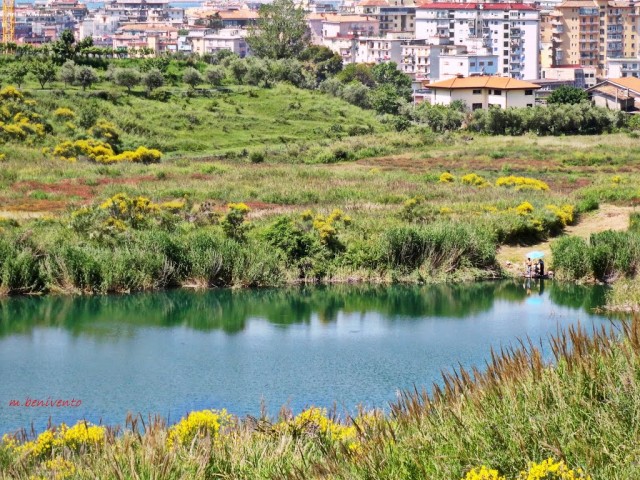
[516, 201, 534, 215]
[439, 172, 455, 183]
[518, 458, 591, 480]
[461, 466, 506, 480]
[43, 457, 77, 480]
[167, 409, 231, 448]
[461, 173, 490, 188]
[496, 176, 549, 191]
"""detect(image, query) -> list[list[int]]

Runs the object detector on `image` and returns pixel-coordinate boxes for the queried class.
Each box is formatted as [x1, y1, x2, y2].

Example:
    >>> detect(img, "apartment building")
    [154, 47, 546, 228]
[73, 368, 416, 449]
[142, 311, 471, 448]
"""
[186, 28, 249, 57]
[400, 37, 450, 80]
[354, 33, 411, 63]
[353, 0, 416, 35]
[606, 55, 640, 76]
[415, 3, 540, 80]
[554, 0, 640, 74]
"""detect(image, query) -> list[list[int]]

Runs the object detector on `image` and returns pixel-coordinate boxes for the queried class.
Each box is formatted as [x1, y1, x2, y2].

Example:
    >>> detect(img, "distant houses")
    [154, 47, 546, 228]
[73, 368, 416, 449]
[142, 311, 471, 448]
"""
[426, 76, 541, 110]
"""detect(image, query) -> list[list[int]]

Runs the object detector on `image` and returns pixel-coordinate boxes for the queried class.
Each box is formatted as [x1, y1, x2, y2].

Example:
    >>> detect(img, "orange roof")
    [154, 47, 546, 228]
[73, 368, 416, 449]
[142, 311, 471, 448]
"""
[428, 76, 541, 90]
[324, 14, 378, 22]
[598, 77, 640, 92]
[358, 0, 389, 5]
[216, 10, 259, 19]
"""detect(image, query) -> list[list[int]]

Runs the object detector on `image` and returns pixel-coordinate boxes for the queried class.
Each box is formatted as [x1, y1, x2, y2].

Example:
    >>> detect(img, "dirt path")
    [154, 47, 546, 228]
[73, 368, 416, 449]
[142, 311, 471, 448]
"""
[498, 204, 636, 274]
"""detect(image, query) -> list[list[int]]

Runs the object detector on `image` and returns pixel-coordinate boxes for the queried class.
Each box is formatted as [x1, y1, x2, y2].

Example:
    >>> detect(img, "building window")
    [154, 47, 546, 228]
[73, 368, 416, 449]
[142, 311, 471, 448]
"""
[472, 103, 483, 110]
[493, 89, 502, 95]
[472, 89, 481, 94]
[488, 61, 494, 66]
[526, 104, 533, 107]
[525, 89, 533, 95]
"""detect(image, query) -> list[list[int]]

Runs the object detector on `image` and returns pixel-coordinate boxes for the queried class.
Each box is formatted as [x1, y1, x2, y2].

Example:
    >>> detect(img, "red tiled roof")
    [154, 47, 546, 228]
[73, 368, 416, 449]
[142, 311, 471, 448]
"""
[428, 75, 541, 90]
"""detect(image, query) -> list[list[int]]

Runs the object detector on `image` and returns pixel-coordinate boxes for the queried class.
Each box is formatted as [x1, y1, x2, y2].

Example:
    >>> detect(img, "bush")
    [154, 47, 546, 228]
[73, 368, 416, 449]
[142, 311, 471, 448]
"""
[550, 236, 590, 280]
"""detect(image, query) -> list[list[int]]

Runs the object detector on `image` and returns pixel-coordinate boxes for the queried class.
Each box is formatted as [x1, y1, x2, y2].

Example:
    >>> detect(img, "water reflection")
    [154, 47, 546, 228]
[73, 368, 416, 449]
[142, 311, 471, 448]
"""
[0, 281, 608, 338]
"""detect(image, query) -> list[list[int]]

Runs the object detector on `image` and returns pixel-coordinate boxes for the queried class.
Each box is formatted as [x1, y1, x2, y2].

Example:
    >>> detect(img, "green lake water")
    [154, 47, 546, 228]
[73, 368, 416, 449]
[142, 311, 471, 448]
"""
[0, 280, 613, 434]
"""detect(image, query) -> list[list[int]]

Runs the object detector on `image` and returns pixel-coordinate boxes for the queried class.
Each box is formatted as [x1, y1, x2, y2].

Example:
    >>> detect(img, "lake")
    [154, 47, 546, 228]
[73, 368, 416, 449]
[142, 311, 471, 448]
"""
[0, 280, 613, 434]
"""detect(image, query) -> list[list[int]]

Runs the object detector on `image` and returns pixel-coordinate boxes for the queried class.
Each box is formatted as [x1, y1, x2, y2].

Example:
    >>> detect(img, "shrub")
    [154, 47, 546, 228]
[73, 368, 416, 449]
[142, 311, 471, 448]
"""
[516, 201, 534, 215]
[439, 172, 455, 183]
[53, 107, 75, 120]
[550, 236, 590, 280]
[461, 173, 489, 187]
[221, 202, 251, 242]
[496, 176, 549, 191]
[167, 409, 231, 448]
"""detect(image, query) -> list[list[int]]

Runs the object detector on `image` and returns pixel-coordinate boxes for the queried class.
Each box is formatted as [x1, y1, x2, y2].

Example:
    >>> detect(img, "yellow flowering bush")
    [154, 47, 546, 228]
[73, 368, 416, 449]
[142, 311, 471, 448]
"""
[0, 85, 23, 101]
[222, 202, 251, 241]
[400, 195, 428, 222]
[309, 208, 351, 249]
[462, 466, 506, 480]
[461, 173, 490, 188]
[287, 407, 358, 447]
[496, 176, 549, 191]
[99, 193, 160, 229]
[57, 422, 106, 450]
[518, 458, 591, 480]
[439, 172, 455, 183]
[53, 140, 162, 164]
[545, 204, 574, 226]
[516, 201, 534, 215]
[167, 409, 231, 448]
[89, 119, 120, 147]
[53, 107, 76, 120]
[43, 457, 76, 480]
[5, 422, 106, 459]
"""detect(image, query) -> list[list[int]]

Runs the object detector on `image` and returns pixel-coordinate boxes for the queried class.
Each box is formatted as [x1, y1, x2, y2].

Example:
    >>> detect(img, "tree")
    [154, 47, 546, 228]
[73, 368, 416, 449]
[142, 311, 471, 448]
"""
[336, 64, 375, 87]
[51, 29, 77, 63]
[370, 84, 405, 115]
[183, 67, 203, 89]
[547, 85, 588, 105]
[205, 65, 225, 87]
[30, 60, 57, 89]
[246, 0, 310, 59]
[7, 62, 29, 88]
[60, 60, 77, 87]
[113, 68, 140, 93]
[76, 66, 98, 90]
[340, 83, 370, 109]
[371, 62, 412, 101]
[143, 68, 164, 93]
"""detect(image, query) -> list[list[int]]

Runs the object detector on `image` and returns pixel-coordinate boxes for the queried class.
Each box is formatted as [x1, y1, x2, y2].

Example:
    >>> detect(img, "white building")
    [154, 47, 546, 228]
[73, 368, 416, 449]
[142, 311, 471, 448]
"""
[439, 45, 499, 80]
[428, 76, 540, 109]
[415, 3, 540, 80]
[78, 13, 120, 38]
[540, 65, 597, 88]
[401, 38, 450, 80]
[354, 33, 411, 64]
[606, 57, 640, 79]
[186, 28, 249, 57]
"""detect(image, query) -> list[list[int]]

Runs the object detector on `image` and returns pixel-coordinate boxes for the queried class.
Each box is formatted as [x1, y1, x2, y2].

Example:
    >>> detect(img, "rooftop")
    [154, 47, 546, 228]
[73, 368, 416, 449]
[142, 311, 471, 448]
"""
[428, 75, 541, 90]
[417, 2, 536, 10]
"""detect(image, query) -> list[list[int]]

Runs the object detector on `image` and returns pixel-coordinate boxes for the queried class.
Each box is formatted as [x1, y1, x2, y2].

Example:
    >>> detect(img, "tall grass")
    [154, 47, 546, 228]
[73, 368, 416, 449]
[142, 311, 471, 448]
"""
[552, 230, 640, 282]
[2, 316, 640, 479]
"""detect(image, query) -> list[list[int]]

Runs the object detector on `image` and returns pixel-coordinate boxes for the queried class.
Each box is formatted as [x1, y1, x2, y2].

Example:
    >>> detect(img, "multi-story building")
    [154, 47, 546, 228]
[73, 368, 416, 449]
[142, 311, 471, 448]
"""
[400, 37, 450, 80]
[541, 64, 597, 86]
[354, 32, 411, 63]
[186, 28, 249, 57]
[554, 0, 640, 74]
[354, 0, 416, 35]
[439, 45, 500, 79]
[606, 55, 640, 76]
[415, 3, 540, 80]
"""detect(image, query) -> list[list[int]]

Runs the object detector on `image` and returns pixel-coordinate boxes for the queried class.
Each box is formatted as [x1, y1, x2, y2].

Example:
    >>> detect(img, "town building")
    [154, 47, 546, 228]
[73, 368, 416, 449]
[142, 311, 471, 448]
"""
[587, 76, 640, 109]
[428, 75, 540, 109]
[540, 64, 597, 86]
[606, 55, 640, 77]
[185, 28, 249, 57]
[353, 0, 416, 36]
[415, 3, 540, 80]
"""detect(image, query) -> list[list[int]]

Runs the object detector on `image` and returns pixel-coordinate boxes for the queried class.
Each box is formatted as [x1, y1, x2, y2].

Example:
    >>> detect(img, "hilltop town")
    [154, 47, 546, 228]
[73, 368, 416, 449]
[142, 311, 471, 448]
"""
[3, 0, 640, 105]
